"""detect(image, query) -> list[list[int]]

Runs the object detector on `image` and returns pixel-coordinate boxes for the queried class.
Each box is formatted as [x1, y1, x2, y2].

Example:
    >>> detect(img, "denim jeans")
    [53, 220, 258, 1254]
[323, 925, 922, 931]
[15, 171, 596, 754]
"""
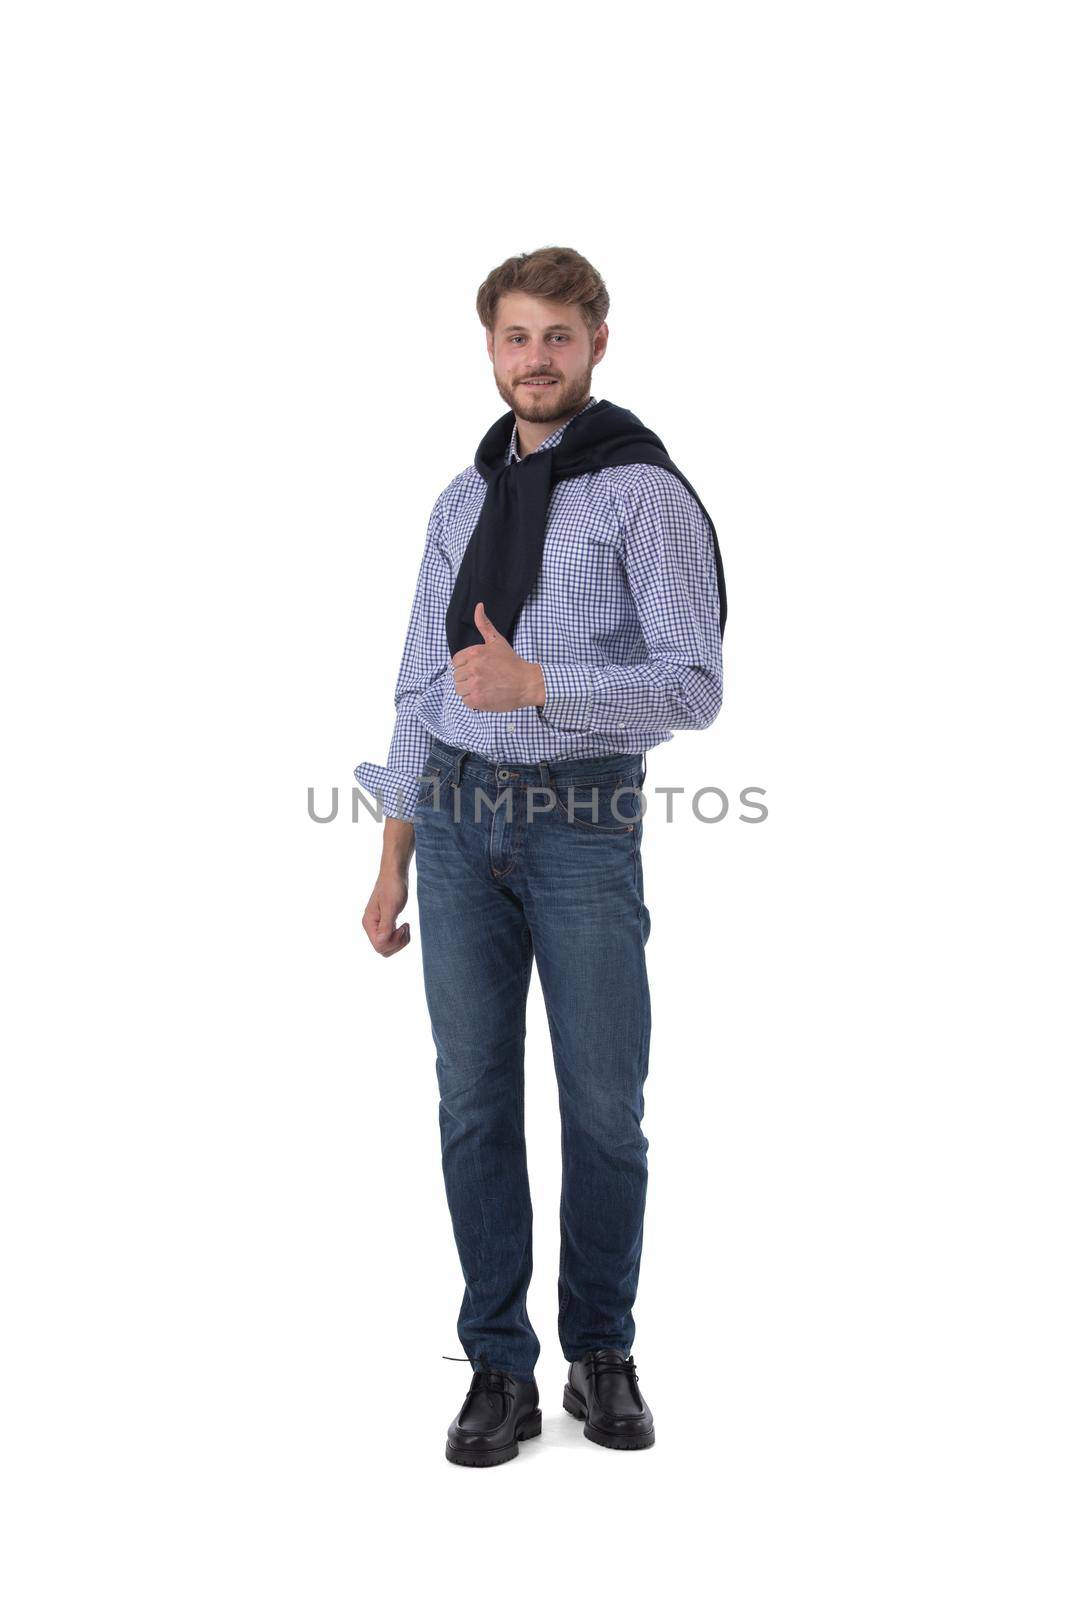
[412, 736, 652, 1383]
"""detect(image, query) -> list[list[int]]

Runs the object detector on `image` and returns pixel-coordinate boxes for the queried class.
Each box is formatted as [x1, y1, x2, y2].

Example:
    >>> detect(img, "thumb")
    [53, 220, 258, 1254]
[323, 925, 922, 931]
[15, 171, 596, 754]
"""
[474, 601, 504, 644]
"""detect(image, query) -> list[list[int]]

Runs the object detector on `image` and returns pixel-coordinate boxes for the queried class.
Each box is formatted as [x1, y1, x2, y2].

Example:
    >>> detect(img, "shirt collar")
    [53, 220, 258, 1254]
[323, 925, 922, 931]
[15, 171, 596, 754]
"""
[507, 393, 598, 462]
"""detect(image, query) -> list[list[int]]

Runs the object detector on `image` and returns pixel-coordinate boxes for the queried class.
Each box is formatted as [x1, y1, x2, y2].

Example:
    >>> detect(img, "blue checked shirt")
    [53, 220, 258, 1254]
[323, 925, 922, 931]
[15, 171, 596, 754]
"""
[354, 394, 723, 820]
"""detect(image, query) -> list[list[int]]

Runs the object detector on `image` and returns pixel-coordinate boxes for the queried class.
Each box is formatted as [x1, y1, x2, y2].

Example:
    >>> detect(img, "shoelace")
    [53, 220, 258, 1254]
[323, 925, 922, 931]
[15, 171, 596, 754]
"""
[468, 1370, 513, 1402]
[441, 1353, 515, 1401]
[586, 1352, 640, 1386]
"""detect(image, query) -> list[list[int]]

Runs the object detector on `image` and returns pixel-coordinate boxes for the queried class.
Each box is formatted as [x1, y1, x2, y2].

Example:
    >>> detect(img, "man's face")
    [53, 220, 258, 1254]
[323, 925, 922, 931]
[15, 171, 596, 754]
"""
[487, 292, 606, 422]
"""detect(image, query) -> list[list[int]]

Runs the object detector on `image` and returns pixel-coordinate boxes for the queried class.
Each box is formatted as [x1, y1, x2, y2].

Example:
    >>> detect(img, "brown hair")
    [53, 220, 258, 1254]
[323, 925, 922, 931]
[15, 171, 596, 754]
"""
[476, 246, 609, 342]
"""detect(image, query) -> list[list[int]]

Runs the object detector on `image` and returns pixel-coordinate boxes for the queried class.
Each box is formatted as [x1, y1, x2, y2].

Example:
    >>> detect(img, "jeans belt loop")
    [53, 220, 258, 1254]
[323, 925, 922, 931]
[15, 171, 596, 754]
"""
[451, 749, 468, 789]
[537, 758, 555, 797]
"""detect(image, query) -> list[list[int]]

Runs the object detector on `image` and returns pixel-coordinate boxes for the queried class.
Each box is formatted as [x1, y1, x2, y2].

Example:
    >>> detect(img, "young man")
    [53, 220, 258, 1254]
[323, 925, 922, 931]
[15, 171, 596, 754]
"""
[355, 246, 726, 1467]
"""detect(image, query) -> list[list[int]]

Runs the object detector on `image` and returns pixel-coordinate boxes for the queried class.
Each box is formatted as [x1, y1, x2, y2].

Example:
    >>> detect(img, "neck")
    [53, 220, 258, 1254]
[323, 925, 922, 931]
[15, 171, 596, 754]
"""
[513, 393, 590, 458]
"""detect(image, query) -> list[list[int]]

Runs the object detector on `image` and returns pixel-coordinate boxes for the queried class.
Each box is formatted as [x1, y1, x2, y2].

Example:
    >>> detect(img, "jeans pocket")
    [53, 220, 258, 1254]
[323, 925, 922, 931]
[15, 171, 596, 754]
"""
[414, 764, 444, 812]
[552, 775, 639, 832]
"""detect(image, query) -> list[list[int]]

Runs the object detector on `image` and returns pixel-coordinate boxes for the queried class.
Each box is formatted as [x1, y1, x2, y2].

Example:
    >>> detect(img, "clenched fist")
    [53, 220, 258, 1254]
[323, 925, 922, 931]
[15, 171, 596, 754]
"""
[451, 602, 546, 714]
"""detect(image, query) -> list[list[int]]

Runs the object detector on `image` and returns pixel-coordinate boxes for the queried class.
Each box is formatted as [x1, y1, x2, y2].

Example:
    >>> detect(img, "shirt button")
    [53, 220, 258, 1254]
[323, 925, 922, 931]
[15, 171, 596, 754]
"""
[507, 722, 516, 732]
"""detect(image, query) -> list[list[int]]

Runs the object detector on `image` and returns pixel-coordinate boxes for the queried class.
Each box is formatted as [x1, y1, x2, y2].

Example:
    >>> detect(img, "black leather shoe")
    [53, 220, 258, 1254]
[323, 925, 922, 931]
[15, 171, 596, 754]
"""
[563, 1349, 655, 1449]
[445, 1367, 542, 1467]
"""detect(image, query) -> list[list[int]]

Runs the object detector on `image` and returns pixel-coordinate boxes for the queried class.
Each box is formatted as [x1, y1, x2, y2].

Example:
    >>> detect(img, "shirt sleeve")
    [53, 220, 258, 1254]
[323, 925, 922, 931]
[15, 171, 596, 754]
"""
[353, 493, 452, 820]
[536, 466, 724, 738]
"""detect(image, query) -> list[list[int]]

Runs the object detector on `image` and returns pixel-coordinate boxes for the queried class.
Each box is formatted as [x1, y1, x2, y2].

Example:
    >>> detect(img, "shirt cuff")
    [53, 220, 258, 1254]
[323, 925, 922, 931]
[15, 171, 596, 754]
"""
[353, 761, 423, 821]
[536, 662, 593, 734]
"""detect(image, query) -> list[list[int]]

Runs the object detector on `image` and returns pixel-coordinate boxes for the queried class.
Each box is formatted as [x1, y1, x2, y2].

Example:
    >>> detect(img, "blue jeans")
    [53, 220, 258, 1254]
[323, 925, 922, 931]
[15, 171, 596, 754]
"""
[412, 736, 652, 1383]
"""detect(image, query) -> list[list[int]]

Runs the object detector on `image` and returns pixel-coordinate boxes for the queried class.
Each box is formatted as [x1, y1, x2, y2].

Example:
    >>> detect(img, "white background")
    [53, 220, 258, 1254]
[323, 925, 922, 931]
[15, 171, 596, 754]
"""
[2, 3, 1064, 1595]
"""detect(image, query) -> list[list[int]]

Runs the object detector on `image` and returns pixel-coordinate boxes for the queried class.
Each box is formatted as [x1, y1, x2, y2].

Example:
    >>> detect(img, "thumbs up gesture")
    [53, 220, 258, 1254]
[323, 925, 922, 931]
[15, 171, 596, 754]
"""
[451, 602, 546, 713]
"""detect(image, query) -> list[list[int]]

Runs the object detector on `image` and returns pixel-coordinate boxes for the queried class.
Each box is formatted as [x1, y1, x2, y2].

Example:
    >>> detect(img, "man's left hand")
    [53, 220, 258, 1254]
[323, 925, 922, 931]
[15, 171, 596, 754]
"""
[451, 602, 546, 713]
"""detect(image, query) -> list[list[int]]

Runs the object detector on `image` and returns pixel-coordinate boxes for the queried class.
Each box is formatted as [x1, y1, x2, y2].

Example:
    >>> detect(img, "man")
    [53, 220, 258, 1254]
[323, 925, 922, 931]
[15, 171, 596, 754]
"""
[355, 246, 725, 1466]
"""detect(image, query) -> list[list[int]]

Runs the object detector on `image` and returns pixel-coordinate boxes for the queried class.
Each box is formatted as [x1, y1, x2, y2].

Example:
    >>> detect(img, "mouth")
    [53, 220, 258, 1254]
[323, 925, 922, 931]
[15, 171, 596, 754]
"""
[520, 378, 558, 388]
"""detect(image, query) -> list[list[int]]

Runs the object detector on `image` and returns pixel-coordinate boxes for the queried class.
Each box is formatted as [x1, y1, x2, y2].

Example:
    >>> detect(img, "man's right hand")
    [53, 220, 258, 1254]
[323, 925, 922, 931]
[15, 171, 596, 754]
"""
[362, 817, 417, 956]
[362, 866, 412, 956]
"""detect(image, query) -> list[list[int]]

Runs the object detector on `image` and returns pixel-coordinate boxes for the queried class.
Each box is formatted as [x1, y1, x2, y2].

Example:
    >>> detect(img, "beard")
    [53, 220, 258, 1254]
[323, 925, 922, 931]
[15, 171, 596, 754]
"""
[494, 359, 594, 424]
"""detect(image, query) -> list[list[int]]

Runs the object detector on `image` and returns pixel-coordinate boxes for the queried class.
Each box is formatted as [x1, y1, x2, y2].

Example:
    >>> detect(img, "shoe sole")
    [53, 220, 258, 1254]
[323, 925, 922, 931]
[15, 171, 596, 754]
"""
[445, 1409, 542, 1467]
[562, 1383, 655, 1450]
